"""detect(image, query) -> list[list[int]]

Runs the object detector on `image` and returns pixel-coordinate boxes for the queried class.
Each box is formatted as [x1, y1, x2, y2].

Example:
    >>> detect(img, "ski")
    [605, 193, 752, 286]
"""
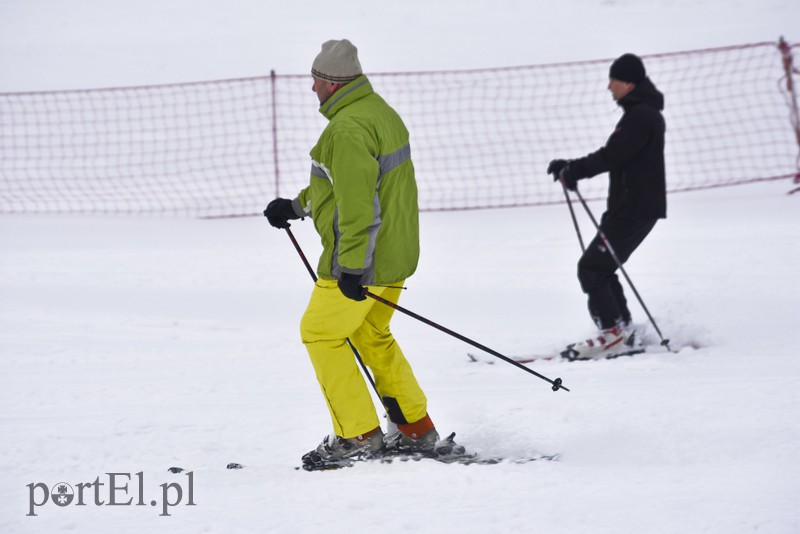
[468, 347, 647, 364]
[166, 438, 559, 474]
[297, 449, 559, 471]
[298, 432, 558, 471]
[166, 453, 558, 473]
[467, 352, 556, 364]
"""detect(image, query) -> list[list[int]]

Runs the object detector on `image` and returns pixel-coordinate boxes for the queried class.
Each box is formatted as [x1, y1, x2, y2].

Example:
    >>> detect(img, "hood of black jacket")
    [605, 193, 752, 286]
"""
[619, 77, 664, 112]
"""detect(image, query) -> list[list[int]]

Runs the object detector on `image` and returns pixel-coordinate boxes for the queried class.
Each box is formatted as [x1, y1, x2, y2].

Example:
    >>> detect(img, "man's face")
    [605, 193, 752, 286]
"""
[312, 77, 338, 105]
[608, 78, 635, 102]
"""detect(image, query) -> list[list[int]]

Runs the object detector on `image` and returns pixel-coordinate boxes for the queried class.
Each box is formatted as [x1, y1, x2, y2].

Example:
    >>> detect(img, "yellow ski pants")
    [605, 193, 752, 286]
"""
[300, 278, 428, 438]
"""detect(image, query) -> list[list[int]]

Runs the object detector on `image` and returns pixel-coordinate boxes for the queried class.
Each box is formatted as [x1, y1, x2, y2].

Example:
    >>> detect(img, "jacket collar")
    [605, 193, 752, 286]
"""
[618, 77, 665, 112]
[319, 75, 372, 119]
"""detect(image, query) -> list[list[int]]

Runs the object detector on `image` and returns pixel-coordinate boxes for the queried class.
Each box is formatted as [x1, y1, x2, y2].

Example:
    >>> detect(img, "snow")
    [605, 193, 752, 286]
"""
[2, 182, 798, 533]
[1, 1, 799, 533]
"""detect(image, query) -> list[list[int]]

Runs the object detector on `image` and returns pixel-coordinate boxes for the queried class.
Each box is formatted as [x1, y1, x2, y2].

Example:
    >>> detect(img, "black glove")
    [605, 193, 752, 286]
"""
[560, 166, 580, 191]
[547, 159, 580, 191]
[547, 159, 569, 177]
[263, 198, 300, 229]
[338, 273, 367, 301]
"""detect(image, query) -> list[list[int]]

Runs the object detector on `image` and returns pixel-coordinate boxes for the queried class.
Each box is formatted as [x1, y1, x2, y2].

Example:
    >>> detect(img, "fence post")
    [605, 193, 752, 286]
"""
[778, 37, 800, 194]
[270, 69, 281, 197]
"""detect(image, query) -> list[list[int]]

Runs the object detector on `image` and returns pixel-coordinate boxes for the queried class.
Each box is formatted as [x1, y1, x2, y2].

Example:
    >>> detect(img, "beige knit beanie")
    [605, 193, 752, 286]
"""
[311, 39, 362, 84]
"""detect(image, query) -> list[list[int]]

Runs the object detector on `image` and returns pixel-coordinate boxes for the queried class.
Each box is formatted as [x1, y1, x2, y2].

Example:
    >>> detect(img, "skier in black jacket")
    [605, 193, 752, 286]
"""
[547, 53, 666, 359]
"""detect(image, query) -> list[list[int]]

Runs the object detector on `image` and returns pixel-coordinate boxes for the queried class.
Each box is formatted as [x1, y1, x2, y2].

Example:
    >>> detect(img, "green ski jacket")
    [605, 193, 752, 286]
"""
[292, 75, 420, 285]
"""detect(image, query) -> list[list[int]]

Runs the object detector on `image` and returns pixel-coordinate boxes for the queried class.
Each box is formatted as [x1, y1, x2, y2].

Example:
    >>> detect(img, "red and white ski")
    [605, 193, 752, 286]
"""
[467, 347, 646, 364]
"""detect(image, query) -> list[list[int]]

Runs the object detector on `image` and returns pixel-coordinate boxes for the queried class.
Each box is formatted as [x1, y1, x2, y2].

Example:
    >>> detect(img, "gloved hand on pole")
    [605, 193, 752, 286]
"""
[547, 159, 580, 191]
[263, 198, 302, 228]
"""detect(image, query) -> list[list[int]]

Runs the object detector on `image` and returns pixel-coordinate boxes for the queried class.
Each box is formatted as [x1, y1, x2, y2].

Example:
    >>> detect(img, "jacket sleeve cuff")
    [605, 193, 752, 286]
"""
[291, 198, 308, 219]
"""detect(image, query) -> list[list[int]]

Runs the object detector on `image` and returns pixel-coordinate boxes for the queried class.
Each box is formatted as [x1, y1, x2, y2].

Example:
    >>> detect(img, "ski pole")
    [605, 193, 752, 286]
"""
[286, 228, 568, 392]
[561, 182, 586, 253]
[364, 291, 569, 393]
[283, 227, 383, 402]
[568, 183, 672, 351]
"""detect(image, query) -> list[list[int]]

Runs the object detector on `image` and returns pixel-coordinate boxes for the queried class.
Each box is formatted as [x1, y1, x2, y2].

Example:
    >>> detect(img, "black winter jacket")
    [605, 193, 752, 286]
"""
[569, 77, 667, 220]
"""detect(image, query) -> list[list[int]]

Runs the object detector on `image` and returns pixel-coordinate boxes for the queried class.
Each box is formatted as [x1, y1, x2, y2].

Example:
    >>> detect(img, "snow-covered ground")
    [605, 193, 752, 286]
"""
[1, 181, 798, 533]
[2, 0, 799, 532]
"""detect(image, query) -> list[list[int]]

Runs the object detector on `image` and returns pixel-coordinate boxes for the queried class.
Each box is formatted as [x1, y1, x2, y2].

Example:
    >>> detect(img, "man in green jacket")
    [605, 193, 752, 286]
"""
[264, 39, 447, 468]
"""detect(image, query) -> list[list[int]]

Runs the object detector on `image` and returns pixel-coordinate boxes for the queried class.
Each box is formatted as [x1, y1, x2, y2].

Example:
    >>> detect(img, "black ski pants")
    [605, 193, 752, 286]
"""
[577, 215, 658, 330]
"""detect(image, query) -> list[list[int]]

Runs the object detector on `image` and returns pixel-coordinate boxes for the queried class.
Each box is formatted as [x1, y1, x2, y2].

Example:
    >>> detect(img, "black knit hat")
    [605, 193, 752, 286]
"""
[609, 53, 646, 83]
